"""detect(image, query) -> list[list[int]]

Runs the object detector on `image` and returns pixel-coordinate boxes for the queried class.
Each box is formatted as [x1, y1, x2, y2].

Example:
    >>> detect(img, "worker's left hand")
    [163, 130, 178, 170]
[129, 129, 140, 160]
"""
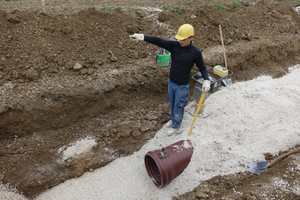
[129, 34, 144, 41]
[202, 80, 210, 93]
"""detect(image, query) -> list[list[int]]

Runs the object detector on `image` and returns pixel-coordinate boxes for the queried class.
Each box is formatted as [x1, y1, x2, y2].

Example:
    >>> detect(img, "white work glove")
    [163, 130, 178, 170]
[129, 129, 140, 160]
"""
[129, 33, 144, 41]
[202, 80, 211, 93]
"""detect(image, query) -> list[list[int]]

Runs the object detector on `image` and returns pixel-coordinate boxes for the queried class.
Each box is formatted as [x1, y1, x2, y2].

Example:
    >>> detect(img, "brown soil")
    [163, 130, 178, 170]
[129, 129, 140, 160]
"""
[1, 0, 300, 199]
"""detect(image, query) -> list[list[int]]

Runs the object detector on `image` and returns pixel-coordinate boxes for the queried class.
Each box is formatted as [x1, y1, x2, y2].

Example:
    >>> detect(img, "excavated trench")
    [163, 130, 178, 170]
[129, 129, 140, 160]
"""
[1, 35, 300, 198]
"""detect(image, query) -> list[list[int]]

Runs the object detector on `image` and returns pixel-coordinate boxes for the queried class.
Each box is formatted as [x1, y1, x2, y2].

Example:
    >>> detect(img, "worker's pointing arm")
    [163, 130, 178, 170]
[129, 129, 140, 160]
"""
[129, 34, 173, 51]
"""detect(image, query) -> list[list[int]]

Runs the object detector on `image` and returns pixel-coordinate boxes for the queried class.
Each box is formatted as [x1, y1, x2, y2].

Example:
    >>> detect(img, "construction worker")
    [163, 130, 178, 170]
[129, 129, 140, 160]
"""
[129, 24, 210, 136]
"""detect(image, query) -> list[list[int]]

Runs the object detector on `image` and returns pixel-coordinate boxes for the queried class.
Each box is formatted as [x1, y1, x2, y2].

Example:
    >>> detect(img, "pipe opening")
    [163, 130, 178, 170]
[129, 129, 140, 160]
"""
[145, 155, 162, 186]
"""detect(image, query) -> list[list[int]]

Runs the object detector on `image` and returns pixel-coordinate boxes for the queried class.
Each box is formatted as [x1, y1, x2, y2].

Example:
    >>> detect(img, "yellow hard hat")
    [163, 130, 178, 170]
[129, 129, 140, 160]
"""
[175, 24, 194, 40]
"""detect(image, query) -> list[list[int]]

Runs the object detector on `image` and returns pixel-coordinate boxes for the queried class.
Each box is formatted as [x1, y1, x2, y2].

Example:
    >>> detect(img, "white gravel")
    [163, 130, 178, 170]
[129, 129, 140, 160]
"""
[59, 137, 97, 161]
[2, 64, 300, 200]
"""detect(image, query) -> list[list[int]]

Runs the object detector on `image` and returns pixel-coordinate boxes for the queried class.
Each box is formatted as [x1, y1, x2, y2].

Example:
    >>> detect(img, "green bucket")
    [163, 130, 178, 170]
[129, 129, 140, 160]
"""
[156, 50, 171, 67]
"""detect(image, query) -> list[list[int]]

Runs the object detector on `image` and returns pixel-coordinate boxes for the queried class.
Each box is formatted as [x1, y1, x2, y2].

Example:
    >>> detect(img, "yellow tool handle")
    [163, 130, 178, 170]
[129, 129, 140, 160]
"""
[268, 146, 300, 167]
[188, 91, 206, 136]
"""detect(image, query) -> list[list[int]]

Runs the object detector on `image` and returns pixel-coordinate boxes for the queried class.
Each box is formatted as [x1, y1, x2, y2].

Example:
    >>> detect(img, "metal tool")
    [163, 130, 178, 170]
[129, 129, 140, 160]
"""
[158, 147, 167, 159]
[247, 146, 300, 175]
[219, 25, 233, 87]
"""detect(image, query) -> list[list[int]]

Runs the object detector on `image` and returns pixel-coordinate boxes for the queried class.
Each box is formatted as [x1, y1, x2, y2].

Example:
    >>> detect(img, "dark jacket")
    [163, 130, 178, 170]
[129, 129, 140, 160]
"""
[144, 35, 209, 85]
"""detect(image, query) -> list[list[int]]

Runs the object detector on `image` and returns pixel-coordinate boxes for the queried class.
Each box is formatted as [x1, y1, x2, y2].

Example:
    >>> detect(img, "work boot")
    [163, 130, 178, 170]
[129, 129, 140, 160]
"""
[167, 127, 179, 136]
[166, 120, 172, 128]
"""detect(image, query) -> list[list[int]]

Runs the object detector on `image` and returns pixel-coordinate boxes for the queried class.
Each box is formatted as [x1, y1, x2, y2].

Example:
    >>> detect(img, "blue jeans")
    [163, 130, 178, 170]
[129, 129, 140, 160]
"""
[168, 79, 190, 129]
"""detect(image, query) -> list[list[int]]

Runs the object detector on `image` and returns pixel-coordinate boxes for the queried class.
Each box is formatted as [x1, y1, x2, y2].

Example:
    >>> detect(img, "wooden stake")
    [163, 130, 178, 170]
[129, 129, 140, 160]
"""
[42, 0, 46, 13]
[219, 25, 227, 69]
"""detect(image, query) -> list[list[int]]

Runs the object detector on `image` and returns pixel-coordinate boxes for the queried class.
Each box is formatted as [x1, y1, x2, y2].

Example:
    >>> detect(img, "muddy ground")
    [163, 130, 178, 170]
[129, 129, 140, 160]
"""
[1, 0, 300, 199]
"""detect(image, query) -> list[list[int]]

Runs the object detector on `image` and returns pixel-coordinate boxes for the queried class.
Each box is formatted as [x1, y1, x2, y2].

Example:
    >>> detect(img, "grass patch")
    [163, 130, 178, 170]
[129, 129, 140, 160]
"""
[271, 1, 278, 5]
[233, 1, 242, 8]
[163, 5, 184, 16]
[294, 3, 300, 7]
[213, 4, 227, 10]
[97, 6, 115, 12]
[139, 12, 145, 18]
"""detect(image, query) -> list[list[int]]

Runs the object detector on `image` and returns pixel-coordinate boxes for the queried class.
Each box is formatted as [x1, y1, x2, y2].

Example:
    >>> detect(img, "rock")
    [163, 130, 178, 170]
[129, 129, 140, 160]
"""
[131, 129, 141, 139]
[7, 14, 21, 24]
[196, 191, 209, 198]
[191, 14, 197, 19]
[140, 124, 150, 133]
[241, 34, 251, 41]
[11, 70, 19, 79]
[73, 63, 83, 71]
[13, 104, 24, 112]
[108, 51, 118, 62]
[87, 68, 94, 75]
[62, 26, 73, 34]
[0, 174, 4, 181]
[57, 58, 65, 66]
[125, 25, 139, 34]
[46, 55, 55, 62]
[264, 152, 273, 160]
[110, 55, 118, 62]
[241, 1, 251, 6]
[24, 68, 39, 80]
[226, 39, 233, 45]
[80, 68, 88, 75]
[117, 121, 142, 137]
[65, 61, 74, 69]
[119, 129, 131, 138]
[158, 10, 174, 22]
[11, 155, 21, 164]
[87, 58, 96, 64]
[145, 112, 159, 120]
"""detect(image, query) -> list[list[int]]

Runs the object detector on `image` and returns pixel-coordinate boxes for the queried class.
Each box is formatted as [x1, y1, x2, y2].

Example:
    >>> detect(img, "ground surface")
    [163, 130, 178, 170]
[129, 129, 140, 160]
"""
[1, 0, 300, 199]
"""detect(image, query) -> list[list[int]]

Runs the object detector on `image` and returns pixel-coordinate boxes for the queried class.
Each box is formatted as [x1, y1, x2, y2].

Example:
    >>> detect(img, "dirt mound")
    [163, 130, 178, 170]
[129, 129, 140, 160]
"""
[1, 2, 300, 86]
[191, 1, 300, 47]
[1, 2, 300, 85]
[1, 1, 300, 198]
[0, 8, 139, 85]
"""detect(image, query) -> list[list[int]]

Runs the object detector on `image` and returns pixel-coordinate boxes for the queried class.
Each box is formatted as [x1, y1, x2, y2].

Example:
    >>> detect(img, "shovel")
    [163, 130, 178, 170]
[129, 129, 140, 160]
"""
[222, 77, 233, 87]
[219, 25, 233, 87]
[247, 146, 300, 175]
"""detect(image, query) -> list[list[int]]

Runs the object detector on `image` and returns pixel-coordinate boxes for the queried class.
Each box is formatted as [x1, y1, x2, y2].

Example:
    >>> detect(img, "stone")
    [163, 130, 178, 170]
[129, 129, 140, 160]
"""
[73, 63, 83, 71]
[110, 55, 118, 62]
[196, 191, 209, 198]
[7, 14, 20, 24]
[0, 174, 4, 181]
[24, 68, 39, 80]
[191, 14, 196, 19]
[131, 130, 141, 139]
[62, 26, 73, 34]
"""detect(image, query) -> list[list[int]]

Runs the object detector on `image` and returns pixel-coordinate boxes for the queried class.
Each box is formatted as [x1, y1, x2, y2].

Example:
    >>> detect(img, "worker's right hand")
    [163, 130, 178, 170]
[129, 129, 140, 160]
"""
[129, 34, 144, 41]
[202, 80, 211, 93]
